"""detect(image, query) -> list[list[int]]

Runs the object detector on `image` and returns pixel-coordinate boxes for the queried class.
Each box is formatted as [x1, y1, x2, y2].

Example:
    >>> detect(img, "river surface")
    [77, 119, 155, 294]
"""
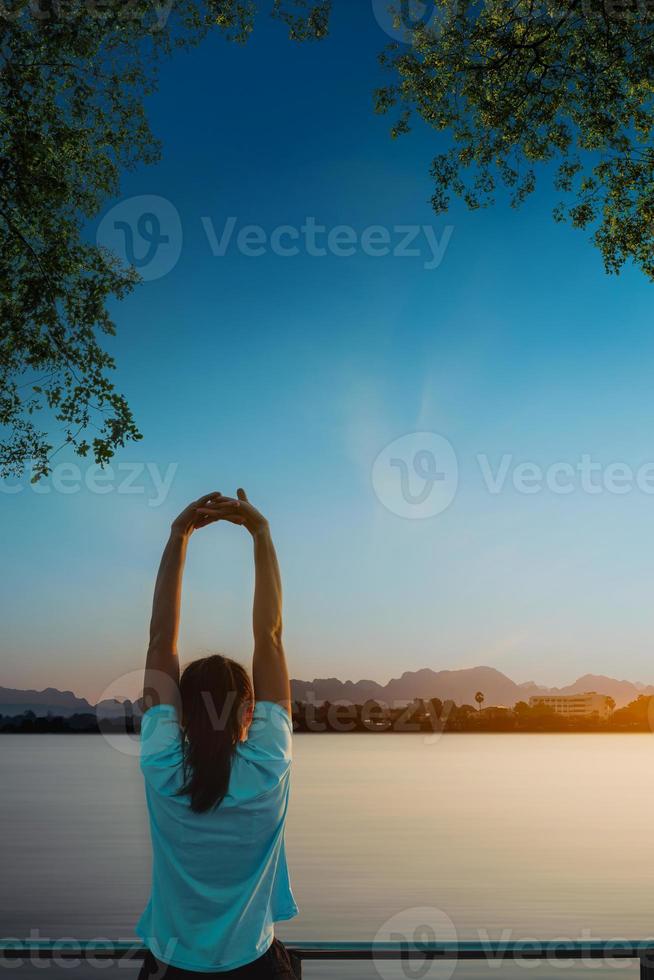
[2, 733, 652, 979]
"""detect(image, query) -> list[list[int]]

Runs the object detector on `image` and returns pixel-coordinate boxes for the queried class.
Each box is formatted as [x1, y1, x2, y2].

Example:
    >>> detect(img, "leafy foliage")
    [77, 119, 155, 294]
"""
[0, 0, 329, 479]
[376, 0, 654, 279]
[7, 0, 654, 481]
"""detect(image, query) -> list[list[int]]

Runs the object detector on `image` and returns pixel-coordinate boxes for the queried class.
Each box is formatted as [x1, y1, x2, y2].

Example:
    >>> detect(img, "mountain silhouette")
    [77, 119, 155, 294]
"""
[2, 667, 654, 716]
[289, 666, 654, 709]
[0, 686, 93, 717]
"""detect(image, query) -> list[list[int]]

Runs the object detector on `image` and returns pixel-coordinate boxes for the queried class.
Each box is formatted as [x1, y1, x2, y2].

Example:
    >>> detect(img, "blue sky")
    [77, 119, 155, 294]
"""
[4, 1, 654, 701]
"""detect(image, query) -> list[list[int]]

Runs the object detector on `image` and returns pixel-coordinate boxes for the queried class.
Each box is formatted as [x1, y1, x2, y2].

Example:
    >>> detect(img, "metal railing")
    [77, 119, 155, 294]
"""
[2, 941, 654, 977]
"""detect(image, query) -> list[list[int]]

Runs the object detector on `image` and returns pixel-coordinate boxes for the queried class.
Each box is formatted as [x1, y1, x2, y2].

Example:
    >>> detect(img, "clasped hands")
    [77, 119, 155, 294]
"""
[171, 488, 269, 539]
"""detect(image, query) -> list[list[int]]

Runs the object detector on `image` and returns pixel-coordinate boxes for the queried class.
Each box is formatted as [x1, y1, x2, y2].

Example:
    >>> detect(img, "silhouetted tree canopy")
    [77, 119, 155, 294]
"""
[6, 0, 654, 476]
[376, 0, 654, 279]
[0, 0, 329, 479]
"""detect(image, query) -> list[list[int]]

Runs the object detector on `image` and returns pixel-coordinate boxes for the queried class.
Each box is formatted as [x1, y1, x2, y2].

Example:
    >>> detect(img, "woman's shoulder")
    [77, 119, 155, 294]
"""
[226, 701, 293, 803]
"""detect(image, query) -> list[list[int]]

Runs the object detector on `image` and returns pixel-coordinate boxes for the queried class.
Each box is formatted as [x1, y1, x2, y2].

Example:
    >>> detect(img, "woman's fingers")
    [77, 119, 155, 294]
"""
[188, 490, 250, 530]
[198, 497, 241, 511]
[196, 501, 242, 522]
[192, 489, 247, 510]
[195, 509, 244, 527]
[195, 491, 222, 506]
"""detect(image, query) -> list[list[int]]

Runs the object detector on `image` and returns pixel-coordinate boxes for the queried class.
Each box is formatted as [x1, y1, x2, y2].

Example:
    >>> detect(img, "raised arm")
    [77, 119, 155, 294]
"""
[196, 488, 290, 712]
[250, 512, 290, 711]
[143, 492, 220, 710]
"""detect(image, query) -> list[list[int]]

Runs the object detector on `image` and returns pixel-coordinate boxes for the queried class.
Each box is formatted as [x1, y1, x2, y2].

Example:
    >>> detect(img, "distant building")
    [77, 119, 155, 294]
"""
[528, 692, 613, 720]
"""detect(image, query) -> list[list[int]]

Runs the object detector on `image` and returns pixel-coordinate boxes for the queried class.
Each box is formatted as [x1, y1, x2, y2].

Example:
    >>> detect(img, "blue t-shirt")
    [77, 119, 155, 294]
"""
[136, 700, 298, 972]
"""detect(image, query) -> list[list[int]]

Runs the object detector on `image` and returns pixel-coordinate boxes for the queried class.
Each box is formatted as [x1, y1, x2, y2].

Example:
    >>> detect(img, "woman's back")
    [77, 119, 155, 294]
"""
[138, 490, 295, 975]
[137, 701, 297, 971]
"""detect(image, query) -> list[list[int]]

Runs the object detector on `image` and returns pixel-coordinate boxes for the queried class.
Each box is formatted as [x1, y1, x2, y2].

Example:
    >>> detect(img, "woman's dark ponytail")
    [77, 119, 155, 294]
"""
[179, 655, 253, 813]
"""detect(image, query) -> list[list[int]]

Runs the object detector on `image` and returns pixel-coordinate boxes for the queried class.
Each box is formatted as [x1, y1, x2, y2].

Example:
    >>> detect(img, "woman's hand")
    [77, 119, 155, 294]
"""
[196, 487, 269, 537]
[171, 491, 226, 538]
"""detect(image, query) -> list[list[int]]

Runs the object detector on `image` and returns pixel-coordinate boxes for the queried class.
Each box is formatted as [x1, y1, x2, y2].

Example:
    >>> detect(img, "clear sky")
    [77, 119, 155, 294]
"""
[3, 1, 654, 703]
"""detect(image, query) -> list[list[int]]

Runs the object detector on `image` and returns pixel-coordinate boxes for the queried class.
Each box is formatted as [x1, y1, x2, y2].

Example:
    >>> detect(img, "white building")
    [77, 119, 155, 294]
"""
[528, 692, 614, 720]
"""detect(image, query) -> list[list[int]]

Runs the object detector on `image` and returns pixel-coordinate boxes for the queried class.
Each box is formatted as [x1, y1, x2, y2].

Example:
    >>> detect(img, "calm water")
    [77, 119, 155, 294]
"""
[2, 733, 653, 978]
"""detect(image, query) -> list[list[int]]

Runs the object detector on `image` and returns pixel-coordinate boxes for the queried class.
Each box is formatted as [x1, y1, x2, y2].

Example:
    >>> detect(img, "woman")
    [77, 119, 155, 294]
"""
[136, 488, 298, 980]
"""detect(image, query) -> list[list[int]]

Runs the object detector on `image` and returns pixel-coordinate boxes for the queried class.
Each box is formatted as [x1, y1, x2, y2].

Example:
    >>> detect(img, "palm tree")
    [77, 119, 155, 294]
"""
[475, 691, 485, 712]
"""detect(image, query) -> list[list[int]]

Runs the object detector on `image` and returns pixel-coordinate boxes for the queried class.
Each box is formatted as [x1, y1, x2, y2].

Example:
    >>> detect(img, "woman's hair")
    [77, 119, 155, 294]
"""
[178, 654, 253, 813]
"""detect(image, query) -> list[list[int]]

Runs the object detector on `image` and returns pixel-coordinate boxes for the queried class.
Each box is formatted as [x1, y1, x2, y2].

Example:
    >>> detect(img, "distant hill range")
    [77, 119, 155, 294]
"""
[0, 686, 94, 717]
[291, 667, 654, 709]
[2, 667, 654, 716]
[0, 686, 137, 719]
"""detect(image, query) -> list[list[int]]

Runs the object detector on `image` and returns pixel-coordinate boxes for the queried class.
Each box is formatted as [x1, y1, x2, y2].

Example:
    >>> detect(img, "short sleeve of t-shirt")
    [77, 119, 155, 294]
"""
[230, 701, 293, 800]
[140, 704, 184, 789]
[240, 701, 292, 761]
